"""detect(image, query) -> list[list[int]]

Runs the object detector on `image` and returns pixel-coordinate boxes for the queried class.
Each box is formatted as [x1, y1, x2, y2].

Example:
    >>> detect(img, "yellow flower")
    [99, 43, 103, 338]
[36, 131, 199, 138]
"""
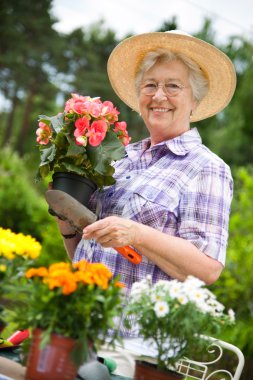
[0, 227, 42, 260]
[0, 264, 7, 272]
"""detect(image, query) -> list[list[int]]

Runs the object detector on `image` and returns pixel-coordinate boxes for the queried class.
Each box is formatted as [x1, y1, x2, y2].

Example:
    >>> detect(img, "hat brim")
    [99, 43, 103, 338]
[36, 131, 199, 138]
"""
[107, 32, 236, 122]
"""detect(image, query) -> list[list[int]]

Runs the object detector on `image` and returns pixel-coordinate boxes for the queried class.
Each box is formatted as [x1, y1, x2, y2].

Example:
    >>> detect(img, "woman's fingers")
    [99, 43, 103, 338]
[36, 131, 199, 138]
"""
[82, 216, 136, 247]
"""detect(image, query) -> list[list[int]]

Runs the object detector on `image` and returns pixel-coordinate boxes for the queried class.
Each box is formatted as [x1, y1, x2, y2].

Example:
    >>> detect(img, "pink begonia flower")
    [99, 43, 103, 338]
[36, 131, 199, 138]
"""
[119, 131, 131, 146]
[36, 122, 52, 145]
[64, 93, 93, 114]
[75, 117, 90, 134]
[113, 121, 131, 146]
[74, 117, 90, 145]
[101, 101, 119, 123]
[113, 121, 127, 132]
[72, 100, 90, 115]
[86, 120, 108, 146]
[64, 95, 79, 113]
[84, 100, 102, 118]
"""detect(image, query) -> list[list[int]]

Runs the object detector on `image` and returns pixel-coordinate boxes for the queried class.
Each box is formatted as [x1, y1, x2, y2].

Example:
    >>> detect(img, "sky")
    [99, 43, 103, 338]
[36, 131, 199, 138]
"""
[52, 0, 253, 43]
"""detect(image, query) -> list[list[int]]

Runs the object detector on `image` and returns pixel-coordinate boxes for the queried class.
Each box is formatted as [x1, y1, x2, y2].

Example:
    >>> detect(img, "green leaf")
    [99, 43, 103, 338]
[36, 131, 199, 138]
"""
[66, 140, 86, 157]
[51, 113, 65, 133]
[39, 164, 50, 178]
[87, 132, 125, 175]
[40, 145, 56, 165]
[38, 113, 64, 133]
[62, 162, 88, 176]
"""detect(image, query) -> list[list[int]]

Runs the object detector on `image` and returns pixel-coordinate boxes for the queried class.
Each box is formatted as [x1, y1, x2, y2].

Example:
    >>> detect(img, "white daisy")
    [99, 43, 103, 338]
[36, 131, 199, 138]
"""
[154, 301, 169, 318]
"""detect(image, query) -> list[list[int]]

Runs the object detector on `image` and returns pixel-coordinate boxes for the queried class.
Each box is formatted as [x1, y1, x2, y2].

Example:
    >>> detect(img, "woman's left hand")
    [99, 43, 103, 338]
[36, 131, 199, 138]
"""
[82, 216, 138, 248]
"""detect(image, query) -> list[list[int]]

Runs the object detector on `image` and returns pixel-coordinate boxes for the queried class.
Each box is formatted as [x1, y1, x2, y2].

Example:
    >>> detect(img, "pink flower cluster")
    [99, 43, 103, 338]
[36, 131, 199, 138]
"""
[36, 94, 131, 148]
[36, 122, 52, 145]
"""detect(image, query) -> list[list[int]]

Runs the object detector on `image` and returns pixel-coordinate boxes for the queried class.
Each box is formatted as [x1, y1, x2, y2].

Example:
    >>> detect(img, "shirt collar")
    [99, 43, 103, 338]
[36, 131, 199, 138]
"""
[126, 127, 202, 158]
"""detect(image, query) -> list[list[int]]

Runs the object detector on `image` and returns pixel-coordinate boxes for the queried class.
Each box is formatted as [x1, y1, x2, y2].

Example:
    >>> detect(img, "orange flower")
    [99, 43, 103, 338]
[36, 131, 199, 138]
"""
[89, 263, 113, 279]
[73, 259, 90, 272]
[25, 267, 48, 278]
[74, 270, 94, 285]
[44, 272, 77, 295]
[73, 260, 114, 289]
[115, 281, 125, 288]
[48, 262, 71, 273]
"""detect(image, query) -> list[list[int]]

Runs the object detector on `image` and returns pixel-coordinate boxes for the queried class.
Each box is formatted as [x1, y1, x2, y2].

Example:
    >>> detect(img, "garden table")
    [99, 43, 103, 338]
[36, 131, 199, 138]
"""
[0, 336, 245, 380]
[0, 348, 132, 380]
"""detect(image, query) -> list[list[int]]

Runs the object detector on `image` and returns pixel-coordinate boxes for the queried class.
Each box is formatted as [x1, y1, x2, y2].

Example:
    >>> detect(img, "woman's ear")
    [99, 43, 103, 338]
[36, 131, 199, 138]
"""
[190, 99, 199, 118]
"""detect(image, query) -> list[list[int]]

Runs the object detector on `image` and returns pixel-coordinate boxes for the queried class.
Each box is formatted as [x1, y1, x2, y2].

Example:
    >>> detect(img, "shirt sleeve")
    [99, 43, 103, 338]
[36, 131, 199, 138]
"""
[177, 160, 233, 265]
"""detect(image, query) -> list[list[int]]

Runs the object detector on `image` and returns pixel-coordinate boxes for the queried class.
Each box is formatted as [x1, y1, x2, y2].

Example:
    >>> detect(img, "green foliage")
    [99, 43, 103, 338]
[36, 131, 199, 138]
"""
[193, 21, 253, 167]
[0, 146, 66, 263]
[0, 0, 64, 153]
[0, 146, 45, 237]
[210, 166, 253, 359]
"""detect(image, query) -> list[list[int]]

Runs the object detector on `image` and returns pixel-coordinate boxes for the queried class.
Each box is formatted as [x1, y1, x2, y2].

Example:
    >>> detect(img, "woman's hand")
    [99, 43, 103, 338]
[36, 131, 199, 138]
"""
[82, 216, 138, 248]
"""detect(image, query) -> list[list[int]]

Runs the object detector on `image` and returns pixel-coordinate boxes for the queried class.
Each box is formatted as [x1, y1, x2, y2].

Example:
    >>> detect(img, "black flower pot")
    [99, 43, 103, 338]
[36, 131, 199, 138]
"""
[48, 172, 97, 218]
[52, 172, 97, 207]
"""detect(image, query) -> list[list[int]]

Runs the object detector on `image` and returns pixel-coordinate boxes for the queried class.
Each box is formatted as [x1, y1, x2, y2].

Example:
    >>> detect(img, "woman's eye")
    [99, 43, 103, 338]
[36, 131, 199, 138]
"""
[145, 83, 156, 88]
[166, 83, 180, 89]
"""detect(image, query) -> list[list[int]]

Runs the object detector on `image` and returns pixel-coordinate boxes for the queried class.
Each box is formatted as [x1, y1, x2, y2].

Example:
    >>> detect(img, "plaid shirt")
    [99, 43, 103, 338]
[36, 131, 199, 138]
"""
[74, 127, 233, 336]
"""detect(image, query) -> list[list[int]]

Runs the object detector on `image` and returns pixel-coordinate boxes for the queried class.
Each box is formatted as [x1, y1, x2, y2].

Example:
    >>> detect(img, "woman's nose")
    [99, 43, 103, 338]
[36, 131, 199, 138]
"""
[152, 86, 167, 101]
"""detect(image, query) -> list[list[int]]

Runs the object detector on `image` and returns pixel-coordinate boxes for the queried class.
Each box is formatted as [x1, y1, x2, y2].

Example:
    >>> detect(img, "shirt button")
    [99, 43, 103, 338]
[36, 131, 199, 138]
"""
[108, 192, 113, 197]
[126, 176, 131, 179]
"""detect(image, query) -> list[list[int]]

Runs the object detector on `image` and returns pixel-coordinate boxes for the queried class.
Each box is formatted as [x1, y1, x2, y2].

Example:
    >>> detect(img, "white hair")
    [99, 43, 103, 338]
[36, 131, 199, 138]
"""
[135, 49, 209, 102]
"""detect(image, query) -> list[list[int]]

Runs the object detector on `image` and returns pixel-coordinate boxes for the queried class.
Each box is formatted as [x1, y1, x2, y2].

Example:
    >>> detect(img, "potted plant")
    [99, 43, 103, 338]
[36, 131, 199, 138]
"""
[8, 259, 124, 380]
[125, 275, 235, 380]
[35, 93, 131, 205]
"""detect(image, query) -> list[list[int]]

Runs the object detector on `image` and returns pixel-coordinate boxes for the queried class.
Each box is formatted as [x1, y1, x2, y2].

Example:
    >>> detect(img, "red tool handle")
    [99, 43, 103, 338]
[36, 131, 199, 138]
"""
[115, 246, 142, 265]
[7, 329, 30, 345]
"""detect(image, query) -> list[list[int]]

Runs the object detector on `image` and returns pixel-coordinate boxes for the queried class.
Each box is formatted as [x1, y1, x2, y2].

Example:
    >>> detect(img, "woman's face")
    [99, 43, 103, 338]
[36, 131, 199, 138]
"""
[138, 59, 197, 145]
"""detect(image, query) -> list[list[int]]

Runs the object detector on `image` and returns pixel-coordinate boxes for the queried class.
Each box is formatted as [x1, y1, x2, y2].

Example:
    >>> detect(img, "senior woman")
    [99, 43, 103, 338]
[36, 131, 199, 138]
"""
[58, 30, 236, 377]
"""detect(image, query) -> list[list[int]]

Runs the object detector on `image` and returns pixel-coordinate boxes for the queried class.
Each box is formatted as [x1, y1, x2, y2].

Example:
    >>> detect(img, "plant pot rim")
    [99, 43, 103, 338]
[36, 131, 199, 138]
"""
[135, 360, 184, 378]
[53, 171, 97, 185]
[33, 328, 76, 340]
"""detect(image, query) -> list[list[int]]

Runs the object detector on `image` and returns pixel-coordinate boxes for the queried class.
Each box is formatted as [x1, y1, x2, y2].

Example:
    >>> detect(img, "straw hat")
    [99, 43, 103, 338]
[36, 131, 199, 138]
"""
[107, 30, 236, 122]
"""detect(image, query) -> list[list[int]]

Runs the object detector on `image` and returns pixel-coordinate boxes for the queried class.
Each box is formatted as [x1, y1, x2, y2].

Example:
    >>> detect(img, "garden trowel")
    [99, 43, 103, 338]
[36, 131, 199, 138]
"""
[45, 190, 142, 265]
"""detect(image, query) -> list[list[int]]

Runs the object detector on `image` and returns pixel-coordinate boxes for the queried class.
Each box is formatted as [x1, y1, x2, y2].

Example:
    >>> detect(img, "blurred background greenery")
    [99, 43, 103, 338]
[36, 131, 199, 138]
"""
[0, 1, 253, 378]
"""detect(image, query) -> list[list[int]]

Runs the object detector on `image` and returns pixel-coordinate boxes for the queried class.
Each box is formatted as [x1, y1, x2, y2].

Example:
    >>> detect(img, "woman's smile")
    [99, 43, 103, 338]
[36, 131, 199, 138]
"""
[150, 107, 172, 113]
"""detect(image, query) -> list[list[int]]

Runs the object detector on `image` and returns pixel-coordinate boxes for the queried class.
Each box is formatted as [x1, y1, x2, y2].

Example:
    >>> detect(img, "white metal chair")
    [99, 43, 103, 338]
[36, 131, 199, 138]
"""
[176, 336, 245, 380]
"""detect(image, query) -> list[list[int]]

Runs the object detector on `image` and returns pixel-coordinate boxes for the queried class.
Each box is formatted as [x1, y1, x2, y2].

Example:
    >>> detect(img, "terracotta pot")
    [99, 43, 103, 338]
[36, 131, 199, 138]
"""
[134, 360, 185, 380]
[52, 172, 97, 207]
[25, 329, 78, 380]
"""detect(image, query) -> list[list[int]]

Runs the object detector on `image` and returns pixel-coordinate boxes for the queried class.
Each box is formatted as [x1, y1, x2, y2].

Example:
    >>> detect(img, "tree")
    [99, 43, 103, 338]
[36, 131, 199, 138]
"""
[192, 19, 253, 167]
[0, 0, 62, 153]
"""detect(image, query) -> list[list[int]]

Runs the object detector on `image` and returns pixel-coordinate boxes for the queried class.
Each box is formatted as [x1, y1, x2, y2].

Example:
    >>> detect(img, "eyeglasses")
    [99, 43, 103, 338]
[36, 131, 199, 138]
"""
[140, 81, 187, 97]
